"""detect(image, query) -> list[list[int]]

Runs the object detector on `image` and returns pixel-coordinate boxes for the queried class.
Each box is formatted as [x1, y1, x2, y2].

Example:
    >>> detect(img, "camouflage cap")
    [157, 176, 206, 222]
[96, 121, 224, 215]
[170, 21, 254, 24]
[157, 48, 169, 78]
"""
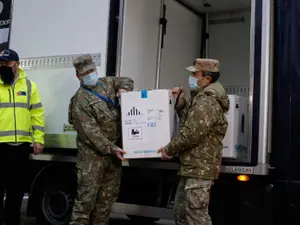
[73, 54, 96, 74]
[186, 58, 219, 73]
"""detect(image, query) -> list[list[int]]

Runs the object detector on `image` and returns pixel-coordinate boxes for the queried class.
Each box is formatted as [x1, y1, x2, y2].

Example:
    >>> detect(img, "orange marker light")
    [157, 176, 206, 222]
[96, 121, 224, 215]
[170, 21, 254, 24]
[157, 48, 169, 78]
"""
[237, 175, 250, 182]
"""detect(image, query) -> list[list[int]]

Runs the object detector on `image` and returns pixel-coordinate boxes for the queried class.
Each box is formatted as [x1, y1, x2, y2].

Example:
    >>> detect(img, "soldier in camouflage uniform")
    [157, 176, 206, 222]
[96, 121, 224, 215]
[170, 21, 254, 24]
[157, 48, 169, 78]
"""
[158, 58, 229, 225]
[68, 54, 134, 225]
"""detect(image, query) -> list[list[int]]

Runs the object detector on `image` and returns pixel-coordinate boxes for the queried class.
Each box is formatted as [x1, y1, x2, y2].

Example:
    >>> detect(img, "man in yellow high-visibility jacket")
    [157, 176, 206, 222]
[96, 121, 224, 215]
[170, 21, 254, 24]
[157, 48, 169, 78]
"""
[0, 49, 44, 225]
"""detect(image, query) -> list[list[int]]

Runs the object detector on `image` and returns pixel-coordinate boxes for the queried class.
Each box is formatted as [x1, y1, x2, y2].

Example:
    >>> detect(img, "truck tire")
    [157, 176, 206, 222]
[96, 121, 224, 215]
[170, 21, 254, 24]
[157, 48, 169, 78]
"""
[36, 184, 74, 225]
[127, 215, 160, 223]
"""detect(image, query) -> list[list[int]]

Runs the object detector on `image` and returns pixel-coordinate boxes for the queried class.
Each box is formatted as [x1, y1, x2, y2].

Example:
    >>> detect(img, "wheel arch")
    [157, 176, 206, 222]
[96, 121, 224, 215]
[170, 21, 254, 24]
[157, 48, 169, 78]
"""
[27, 162, 77, 217]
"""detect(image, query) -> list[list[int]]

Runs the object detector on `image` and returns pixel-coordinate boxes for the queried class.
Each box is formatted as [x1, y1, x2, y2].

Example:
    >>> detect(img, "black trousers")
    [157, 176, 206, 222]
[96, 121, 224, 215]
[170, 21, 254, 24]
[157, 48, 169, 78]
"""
[0, 143, 31, 225]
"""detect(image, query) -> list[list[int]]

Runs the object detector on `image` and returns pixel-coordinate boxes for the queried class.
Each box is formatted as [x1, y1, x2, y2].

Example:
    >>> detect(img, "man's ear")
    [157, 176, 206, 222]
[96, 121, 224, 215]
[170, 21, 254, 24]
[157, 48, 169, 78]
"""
[205, 75, 212, 84]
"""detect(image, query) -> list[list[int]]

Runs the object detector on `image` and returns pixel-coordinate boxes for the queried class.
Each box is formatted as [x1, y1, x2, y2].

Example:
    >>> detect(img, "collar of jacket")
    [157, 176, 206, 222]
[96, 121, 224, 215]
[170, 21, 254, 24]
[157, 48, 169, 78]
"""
[0, 67, 28, 85]
[190, 83, 208, 96]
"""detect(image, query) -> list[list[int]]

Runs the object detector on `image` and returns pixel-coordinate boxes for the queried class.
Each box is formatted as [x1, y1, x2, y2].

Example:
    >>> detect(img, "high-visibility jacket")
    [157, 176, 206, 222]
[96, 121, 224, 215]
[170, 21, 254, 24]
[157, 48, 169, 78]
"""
[0, 68, 44, 144]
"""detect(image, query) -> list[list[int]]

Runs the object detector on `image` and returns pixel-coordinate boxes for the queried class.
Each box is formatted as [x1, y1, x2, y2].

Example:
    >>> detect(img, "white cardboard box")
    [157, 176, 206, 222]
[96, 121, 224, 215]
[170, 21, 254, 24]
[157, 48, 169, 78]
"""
[222, 95, 248, 159]
[121, 89, 175, 159]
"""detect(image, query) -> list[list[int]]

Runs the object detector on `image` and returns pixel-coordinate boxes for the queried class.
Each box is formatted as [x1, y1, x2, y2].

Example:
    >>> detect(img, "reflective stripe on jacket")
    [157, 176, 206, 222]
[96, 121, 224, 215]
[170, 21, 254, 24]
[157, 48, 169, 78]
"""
[0, 68, 44, 144]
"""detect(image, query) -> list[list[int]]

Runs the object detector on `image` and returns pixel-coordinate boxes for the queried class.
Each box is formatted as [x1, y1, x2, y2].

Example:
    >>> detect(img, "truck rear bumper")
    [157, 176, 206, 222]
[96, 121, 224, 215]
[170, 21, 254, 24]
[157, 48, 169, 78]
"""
[111, 203, 174, 220]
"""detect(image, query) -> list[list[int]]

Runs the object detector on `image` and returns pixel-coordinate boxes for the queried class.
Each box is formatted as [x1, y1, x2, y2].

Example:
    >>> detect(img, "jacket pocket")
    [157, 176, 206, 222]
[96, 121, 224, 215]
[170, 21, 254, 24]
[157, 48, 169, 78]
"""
[76, 160, 102, 187]
[185, 177, 212, 209]
[89, 99, 117, 121]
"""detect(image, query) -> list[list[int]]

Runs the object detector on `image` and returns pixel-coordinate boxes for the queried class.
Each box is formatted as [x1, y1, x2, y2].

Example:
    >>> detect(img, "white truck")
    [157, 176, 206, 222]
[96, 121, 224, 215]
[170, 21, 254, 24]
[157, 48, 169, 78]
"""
[4, 0, 286, 224]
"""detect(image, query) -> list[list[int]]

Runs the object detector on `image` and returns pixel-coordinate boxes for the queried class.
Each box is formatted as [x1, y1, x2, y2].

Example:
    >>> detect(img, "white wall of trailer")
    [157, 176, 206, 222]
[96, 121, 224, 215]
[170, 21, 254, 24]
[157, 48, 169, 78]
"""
[208, 11, 251, 162]
[9, 0, 111, 148]
[119, 0, 250, 95]
[119, 0, 202, 93]
[119, 0, 161, 90]
[159, 0, 202, 93]
[9, 0, 110, 76]
[209, 12, 251, 91]
[8, 0, 252, 152]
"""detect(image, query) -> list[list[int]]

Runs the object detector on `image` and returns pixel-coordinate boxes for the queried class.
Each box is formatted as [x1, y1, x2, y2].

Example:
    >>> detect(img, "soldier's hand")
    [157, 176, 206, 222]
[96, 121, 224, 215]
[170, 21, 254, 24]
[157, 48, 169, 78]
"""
[172, 87, 185, 100]
[113, 147, 127, 161]
[117, 88, 128, 98]
[157, 147, 173, 160]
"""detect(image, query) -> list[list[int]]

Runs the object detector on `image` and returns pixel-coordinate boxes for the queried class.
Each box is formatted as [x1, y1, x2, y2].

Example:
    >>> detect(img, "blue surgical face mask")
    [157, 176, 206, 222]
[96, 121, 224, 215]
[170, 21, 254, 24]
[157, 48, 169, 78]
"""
[83, 72, 98, 86]
[188, 76, 199, 90]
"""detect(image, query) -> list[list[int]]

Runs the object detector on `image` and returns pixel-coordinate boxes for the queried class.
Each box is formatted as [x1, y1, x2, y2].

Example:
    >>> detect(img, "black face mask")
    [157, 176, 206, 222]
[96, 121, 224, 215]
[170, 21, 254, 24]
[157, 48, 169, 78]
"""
[0, 66, 15, 85]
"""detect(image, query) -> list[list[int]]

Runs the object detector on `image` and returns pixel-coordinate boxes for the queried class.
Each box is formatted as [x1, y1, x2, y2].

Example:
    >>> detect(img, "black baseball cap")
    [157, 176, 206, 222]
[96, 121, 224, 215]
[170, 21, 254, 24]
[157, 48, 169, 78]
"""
[0, 49, 19, 61]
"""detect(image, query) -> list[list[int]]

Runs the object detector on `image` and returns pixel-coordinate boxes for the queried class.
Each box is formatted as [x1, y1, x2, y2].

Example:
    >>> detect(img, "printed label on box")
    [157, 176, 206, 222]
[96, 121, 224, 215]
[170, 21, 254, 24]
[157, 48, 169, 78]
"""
[128, 127, 143, 140]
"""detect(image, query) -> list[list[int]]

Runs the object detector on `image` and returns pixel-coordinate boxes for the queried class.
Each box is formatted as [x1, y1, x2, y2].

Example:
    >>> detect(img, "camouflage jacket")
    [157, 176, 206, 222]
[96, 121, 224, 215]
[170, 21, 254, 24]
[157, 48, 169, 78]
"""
[68, 77, 134, 157]
[165, 82, 229, 180]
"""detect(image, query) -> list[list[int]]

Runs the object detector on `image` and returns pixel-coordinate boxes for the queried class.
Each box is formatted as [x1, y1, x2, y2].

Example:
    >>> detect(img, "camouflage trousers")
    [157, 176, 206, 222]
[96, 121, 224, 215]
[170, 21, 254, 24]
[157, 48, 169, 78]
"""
[173, 177, 212, 225]
[69, 155, 121, 225]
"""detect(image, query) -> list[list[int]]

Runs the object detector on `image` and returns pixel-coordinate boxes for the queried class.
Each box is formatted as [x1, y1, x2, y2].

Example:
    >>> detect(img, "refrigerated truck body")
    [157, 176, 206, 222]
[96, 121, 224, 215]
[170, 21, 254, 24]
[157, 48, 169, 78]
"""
[3, 0, 298, 224]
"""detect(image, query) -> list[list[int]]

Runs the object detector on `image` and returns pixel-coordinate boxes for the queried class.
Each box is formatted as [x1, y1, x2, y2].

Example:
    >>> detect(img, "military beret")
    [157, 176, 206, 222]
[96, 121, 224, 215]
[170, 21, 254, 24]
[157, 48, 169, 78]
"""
[73, 54, 96, 74]
[186, 58, 219, 73]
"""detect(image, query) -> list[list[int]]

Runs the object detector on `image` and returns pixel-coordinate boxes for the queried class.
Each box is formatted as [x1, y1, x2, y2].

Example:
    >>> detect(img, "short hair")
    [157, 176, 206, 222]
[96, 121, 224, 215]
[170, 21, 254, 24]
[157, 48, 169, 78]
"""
[203, 71, 220, 83]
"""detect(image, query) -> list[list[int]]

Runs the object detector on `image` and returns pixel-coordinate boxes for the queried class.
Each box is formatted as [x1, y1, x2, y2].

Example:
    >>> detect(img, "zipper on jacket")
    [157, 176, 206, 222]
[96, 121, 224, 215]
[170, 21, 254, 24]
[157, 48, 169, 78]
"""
[8, 90, 11, 102]
[11, 87, 17, 142]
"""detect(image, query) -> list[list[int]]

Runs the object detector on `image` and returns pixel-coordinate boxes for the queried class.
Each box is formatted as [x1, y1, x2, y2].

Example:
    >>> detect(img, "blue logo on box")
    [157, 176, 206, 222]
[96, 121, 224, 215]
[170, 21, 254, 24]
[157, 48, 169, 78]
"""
[141, 90, 148, 98]
[147, 122, 156, 127]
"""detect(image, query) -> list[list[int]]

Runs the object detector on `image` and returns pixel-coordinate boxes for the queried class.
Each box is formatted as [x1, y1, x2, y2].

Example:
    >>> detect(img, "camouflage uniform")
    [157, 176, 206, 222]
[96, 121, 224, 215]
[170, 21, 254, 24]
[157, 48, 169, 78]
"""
[68, 55, 134, 225]
[164, 59, 229, 225]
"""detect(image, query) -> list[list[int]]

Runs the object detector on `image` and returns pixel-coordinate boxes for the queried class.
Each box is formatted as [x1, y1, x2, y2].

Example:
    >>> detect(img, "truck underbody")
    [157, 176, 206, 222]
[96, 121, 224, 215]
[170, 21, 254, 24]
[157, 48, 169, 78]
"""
[25, 154, 274, 225]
